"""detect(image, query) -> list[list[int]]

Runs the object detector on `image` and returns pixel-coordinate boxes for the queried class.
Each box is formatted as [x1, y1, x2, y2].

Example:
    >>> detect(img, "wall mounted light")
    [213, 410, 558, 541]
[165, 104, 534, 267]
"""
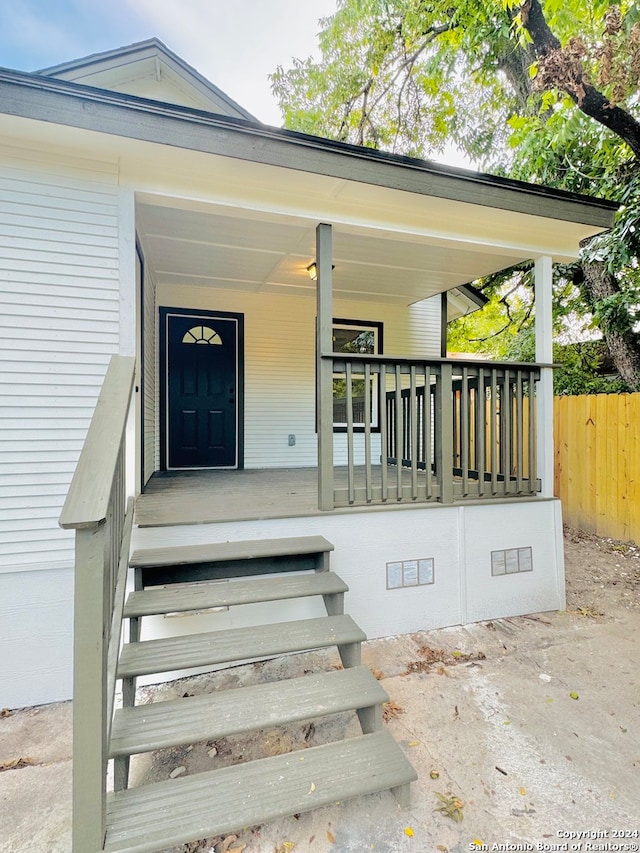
[307, 261, 335, 281]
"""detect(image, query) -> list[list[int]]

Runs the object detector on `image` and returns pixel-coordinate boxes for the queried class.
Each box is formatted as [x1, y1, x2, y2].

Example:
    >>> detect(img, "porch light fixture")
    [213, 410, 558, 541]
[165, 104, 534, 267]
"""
[307, 261, 334, 280]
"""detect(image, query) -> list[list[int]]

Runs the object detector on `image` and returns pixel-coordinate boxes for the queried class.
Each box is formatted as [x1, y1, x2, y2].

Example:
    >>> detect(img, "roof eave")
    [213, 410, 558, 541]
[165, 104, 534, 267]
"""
[0, 68, 618, 230]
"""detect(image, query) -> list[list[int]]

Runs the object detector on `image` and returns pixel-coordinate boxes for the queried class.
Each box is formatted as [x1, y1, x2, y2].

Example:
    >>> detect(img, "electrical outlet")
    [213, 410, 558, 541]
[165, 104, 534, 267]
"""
[288, 434, 296, 446]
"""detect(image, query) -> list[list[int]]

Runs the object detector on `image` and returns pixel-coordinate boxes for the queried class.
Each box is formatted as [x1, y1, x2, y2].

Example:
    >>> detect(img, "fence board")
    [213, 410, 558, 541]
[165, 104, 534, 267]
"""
[554, 392, 640, 545]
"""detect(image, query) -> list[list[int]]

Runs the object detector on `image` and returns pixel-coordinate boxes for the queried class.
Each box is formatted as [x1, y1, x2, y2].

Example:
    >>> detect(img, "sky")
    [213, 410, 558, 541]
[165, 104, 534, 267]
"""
[0, 0, 338, 125]
[0, 0, 470, 166]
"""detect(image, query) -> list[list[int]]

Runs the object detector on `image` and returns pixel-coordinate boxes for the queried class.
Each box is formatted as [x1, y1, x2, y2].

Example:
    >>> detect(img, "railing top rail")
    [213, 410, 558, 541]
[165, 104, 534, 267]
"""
[325, 352, 548, 371]
[59, 355, 135, 530]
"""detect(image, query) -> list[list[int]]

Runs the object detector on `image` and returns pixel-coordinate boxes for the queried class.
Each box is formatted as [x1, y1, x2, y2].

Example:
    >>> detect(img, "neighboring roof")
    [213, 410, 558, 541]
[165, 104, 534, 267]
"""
[37, 38, 256, 122]
[0, 64, 616, 231]
[447, 285, 488, 322]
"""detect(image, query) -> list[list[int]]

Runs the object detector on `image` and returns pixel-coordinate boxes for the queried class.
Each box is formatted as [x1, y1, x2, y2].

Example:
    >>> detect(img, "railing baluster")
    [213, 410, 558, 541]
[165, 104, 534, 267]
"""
[528, 369, 537, 493]
[364, 363, 372, 503]
[516, 371, 524, 493]
[394, 365, 403, 499]
[477, 368, 486, 496]
[410, 366, 418, 499]
[380, 364, 388, 501]
[461, 367, 469, 496]
[502, 368, 512, 495]
[490, 368, 498, 495]
[425, 366, 432, 498]
[346, 361, 355, 504]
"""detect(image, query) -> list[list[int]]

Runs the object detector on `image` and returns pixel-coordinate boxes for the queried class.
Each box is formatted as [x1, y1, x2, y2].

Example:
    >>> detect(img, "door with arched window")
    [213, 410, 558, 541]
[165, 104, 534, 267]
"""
[161, 309, 243, 468]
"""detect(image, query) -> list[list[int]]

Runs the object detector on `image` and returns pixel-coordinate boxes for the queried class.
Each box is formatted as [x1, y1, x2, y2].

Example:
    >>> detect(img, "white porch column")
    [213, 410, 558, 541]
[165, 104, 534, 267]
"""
[316, 223, 334, 510]
[535, 255, 554, 498]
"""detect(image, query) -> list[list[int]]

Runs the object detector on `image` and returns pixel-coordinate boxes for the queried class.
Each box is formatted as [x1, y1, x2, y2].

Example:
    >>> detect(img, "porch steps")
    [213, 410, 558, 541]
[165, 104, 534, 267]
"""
[104, 731, 412, 853]
[118, 614, 366, 678]
[129, 534, 334, 585]
[106, 535, 416, 853]
[123, 569, 348, 617]
[110, 665, 387, 756]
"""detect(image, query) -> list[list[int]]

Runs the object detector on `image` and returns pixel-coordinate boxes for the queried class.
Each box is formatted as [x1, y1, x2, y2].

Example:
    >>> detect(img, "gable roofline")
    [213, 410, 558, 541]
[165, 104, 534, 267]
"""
[37, 37, 257, 122]
[0, 65, 617, 230]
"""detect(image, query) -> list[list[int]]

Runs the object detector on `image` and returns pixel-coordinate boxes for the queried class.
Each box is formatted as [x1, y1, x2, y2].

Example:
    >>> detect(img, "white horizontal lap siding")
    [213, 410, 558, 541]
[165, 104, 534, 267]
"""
[156, 287, 441, 468]
[142, 262, 157, 484]
[0, 148, 120, 571]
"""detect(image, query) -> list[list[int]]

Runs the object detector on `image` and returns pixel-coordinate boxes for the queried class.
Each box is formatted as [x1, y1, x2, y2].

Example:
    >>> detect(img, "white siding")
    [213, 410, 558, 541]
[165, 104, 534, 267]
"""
[141, 254, 157, 485]
[0, 145, 121, 571]
[155, 285, 441, 469]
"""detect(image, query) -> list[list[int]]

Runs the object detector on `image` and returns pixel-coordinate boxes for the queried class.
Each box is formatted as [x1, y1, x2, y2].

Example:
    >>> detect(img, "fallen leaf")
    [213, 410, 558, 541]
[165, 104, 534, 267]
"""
[570, 691, 579, 700]
[275, 843, 296, 853]
[217, 836, 244, 853]
[434, 792, 464, 822]
[308, 782, 316, 793]
[437, 846, 448, 852]
[430, 769, 440, 779]
[407, 740, 420, 747]
[372, 669, 385, 680]
[405, 827, 414, 837]
[0, 708, 11, 718]
[383, 700, 404, 721]
[326, 830, 336, 843]
[519, 787, 526, 796]
[0, 757, 36, 772]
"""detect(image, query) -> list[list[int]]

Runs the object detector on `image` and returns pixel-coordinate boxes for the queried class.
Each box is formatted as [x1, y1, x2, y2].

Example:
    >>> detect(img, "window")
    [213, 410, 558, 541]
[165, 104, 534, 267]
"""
[332, 319, 382, 430]
[182, 325, 223, 345]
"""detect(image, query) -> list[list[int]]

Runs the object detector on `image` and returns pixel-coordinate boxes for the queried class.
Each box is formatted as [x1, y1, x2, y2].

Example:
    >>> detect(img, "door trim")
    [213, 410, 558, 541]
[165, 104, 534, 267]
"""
[159, 307, 244, 471]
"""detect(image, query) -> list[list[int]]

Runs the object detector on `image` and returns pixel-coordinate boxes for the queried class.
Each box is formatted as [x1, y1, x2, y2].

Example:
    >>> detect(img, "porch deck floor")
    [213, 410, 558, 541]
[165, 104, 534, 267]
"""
[135, 467, 425, 527]
[136, 469, 318, 527]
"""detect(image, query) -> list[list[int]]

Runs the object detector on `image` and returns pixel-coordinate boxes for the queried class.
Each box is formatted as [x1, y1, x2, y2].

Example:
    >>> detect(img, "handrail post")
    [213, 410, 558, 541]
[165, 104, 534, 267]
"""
[72, 523, 108, 853]
[316, 223, 334, 510]
[437, 362, 454, 503]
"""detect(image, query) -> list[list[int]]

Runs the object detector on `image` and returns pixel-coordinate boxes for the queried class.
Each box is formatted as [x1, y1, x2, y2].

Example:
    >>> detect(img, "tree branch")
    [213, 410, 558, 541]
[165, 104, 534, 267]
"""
[520, 0, 640, 158]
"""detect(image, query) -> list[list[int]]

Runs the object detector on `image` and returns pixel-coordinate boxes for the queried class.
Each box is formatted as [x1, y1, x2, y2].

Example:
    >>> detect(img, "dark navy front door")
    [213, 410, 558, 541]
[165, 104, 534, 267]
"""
[165, 312, 239, 468]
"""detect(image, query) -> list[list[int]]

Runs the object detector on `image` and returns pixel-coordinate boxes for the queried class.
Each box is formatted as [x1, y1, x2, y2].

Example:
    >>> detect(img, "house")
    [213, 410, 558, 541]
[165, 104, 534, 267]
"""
[0, 38, 617, 851]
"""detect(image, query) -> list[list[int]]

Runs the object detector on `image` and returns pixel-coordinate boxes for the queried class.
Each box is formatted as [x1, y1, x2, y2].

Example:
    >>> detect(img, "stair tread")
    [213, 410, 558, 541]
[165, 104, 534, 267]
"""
[124, 570, 348, 618]
[117, 615, 366, 678]
[130, 535, 334, 569]
[110, 665, 387, 757]
[104, 730, 417, 853]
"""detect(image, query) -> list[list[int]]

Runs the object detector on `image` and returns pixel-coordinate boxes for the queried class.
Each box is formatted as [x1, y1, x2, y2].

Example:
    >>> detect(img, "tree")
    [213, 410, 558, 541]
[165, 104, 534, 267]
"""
[272, 0, 640, 389]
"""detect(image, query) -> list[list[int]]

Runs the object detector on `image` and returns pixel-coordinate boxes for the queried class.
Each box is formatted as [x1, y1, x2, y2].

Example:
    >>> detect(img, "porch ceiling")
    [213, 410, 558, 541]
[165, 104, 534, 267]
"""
[136, 200, 526, 305]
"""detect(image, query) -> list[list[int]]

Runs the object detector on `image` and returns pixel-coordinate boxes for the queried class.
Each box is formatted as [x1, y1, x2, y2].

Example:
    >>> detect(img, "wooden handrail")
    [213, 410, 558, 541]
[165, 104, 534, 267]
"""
[60, 356, 135, 530]
[324, 351, 551, 371]
[59, 354, 136, 852]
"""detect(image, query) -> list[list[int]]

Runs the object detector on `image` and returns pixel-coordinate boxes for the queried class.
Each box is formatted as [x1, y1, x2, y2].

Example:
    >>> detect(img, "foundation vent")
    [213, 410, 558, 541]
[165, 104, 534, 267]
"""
[491, 547, 533, 577]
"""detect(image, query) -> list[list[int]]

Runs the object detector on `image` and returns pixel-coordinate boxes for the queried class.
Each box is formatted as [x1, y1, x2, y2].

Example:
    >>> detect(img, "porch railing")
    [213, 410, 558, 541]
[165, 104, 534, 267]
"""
[59, 355, 136, 853]
[325, 354, 540, 508]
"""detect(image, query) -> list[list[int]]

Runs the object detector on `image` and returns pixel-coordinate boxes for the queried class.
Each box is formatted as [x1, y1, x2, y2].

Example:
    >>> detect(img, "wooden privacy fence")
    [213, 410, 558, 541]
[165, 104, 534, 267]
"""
[554, 392, 640, 544]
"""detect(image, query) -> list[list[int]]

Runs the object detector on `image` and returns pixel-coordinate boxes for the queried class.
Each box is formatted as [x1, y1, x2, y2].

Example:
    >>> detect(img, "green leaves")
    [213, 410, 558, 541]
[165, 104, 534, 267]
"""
[271, 0, 640, 389]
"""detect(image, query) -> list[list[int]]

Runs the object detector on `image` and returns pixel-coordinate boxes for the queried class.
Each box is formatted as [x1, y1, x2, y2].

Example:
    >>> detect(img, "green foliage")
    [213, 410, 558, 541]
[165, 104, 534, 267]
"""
[272, 0, 640, 391]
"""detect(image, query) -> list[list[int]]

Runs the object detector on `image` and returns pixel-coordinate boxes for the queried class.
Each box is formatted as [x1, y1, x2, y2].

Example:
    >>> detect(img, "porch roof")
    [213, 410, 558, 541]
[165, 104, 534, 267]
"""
[0, 63, 618, 304]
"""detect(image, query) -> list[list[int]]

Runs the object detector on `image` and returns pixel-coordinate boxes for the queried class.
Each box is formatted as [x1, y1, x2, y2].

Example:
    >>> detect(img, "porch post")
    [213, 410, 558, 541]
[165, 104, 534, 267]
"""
[316, 223, 334, 510]
[535, 255, 554, 498]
